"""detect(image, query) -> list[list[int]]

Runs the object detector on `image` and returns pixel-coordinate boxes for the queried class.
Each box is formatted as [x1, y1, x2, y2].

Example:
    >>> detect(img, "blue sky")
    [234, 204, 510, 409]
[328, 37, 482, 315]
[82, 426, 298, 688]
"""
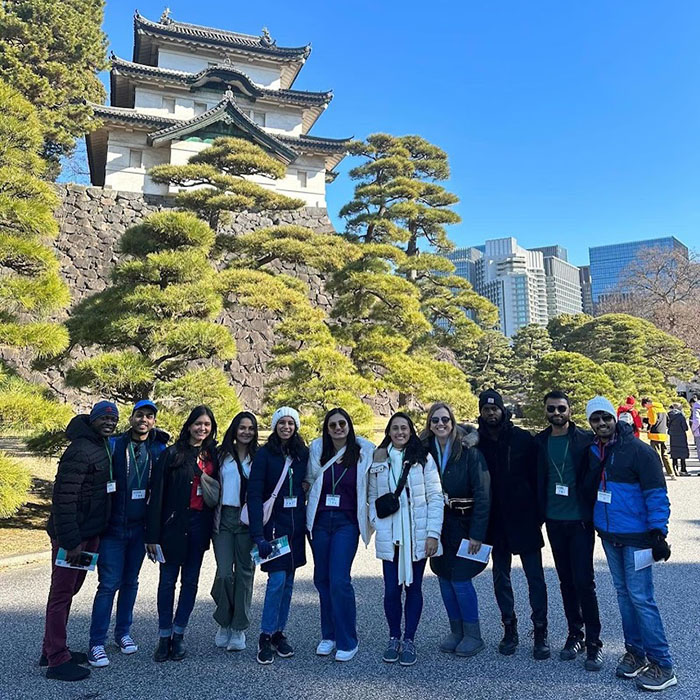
[98, 0, 700, 265]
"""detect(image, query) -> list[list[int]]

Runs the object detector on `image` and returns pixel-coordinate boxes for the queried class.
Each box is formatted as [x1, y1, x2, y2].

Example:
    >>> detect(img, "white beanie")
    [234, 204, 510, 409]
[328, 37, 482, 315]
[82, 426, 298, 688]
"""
[271, 406, 301, 431]
[586, 396, 617, 423]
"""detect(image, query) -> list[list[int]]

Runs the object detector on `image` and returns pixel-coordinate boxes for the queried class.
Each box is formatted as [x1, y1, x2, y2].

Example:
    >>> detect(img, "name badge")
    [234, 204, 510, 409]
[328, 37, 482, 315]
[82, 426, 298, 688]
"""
[132, 489, 146, 500]
[196, 484, 202, 496]
[325, 494, 340, 507]
[597, 490, 612, 504]
[106, 481, 117, 494]
[284, 497, 298, 508]
[555, 484, 569, 497]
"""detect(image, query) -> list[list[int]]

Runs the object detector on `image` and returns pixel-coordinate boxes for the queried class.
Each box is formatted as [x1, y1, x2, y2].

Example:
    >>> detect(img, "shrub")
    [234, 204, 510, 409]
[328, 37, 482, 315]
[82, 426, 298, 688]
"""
[0, 451, 32, 518]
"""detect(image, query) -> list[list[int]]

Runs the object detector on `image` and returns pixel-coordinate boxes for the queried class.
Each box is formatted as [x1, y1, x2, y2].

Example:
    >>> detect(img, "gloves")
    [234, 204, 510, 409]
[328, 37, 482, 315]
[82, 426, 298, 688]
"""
[649, 529, 671, 562]
[255, 537, 273, 560]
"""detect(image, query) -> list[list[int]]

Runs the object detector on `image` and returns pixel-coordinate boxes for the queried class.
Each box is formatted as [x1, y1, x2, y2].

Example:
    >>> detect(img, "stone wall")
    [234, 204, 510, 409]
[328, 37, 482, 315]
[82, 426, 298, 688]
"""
[39, 184, 337, 412]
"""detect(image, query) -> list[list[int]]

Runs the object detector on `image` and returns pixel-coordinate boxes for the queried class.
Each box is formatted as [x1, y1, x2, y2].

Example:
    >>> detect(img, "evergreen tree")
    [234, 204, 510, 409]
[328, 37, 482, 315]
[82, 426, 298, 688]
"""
[547, 313, 593, 351]
[459, 330, 515, 395]
[511, 324, 554, 397]
[0, 0, 108, 175]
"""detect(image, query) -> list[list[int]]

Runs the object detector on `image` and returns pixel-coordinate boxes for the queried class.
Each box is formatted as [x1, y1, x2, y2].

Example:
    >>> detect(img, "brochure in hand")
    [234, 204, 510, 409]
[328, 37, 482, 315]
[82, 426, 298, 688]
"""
[55, 548, 99, 571]
[251, 535, 291, 566]
[456, 540, 492, 564]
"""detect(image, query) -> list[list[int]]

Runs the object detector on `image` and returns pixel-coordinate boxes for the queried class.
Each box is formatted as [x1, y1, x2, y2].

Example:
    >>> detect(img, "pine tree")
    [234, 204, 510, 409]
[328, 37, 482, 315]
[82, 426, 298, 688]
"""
[0, 0, 108, 176]
[511, 324, 554, 398]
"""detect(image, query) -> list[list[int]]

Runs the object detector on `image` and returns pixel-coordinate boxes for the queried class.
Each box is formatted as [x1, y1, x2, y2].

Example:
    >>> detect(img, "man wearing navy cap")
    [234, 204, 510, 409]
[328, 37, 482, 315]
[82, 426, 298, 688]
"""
[87, 400, 169, 669]
[42, 401, 119, 681]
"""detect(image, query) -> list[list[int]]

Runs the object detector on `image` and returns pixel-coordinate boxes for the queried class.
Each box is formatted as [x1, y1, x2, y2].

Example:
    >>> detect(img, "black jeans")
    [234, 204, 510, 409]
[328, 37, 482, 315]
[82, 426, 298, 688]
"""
[492, 546, 547, 626]
[546, 520, 601, 645]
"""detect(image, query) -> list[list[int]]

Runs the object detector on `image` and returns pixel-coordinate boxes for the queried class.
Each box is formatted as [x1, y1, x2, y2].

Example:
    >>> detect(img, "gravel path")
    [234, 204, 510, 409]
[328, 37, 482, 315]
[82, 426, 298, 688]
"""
[2, 471, 698, 700]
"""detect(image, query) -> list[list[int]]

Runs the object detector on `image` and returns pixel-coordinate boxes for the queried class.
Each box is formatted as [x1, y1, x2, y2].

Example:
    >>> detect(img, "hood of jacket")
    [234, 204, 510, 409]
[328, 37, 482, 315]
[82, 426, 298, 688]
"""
[65, 414, 103, 444]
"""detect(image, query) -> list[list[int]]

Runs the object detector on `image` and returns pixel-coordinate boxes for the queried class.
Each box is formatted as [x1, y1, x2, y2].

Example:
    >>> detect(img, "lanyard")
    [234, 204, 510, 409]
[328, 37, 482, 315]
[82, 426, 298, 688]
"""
[388, 446, 404, 490]
[104, 439, 113, 482]
[600, 454, 614, 491]
[288, 464, 294, 497]
[548, 438, 570, 484]
[330, 461, 349, 495]
[128, 441, 149, 489]
[436, 438, 452, 474]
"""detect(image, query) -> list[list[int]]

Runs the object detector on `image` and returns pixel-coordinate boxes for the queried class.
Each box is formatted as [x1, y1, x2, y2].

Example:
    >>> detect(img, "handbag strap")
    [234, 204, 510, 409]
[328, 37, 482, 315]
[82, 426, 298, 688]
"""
[392, 460, 412, 499]
[270, 456, 292, 500]
[320, 446, 346, 474]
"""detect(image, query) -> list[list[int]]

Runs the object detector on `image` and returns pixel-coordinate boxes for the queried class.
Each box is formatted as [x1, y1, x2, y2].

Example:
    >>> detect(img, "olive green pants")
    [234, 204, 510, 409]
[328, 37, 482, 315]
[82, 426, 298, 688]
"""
[211, 506, 255, 630]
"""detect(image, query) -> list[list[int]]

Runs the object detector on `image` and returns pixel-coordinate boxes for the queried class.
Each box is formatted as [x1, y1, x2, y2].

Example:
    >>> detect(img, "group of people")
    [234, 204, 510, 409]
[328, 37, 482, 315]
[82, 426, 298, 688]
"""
[617, 395, 700, 478]
[39, 389, 677, 692]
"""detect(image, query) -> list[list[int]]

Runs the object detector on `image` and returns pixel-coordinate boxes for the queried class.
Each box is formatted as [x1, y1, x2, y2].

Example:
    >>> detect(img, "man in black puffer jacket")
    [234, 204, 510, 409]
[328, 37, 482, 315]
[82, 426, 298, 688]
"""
[41, 401, 119, 682]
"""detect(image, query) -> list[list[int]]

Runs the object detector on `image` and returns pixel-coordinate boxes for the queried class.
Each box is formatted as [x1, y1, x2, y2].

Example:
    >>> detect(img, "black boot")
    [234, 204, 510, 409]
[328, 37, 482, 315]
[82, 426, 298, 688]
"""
[498, 620, 518, 656]
[153, 636, 170, 663]
[170, 633, 186, 661]
[533, 623, 551, 660]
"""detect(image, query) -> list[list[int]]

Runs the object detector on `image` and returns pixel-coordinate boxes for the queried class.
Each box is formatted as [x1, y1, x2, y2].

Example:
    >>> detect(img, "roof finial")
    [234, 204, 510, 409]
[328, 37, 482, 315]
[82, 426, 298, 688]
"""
[160, 7, 172, 24]
[260, 27, 276, 47]
[224, 88, 234, 100]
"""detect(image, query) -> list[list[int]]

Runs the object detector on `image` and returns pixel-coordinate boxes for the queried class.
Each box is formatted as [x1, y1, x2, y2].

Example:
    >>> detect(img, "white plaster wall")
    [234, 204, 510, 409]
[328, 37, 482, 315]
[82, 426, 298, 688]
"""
[103, 130, 170, 195]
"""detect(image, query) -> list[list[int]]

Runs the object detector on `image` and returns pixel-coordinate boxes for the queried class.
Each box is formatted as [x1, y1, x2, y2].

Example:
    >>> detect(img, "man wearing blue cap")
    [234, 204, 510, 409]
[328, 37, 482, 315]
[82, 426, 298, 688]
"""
[42, 401, 119, 681]
[87, 400, 169, 669]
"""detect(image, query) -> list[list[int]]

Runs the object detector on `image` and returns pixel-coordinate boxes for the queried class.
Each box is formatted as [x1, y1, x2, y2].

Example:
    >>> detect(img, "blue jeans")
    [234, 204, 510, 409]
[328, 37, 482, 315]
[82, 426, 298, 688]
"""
[382, 549, 427, 641]
[311, 510, 360, 651]
[157, 510, 207, 636]
[89, 523, 146, 647]
[438, 576, 479, 623]
[260, 570, 295, 635]
[602, 539, 673, 667]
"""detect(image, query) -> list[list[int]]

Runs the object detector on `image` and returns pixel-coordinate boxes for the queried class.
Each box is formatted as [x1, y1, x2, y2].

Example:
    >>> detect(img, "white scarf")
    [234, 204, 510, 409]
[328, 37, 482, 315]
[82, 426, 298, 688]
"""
[388, 445, 413, 586]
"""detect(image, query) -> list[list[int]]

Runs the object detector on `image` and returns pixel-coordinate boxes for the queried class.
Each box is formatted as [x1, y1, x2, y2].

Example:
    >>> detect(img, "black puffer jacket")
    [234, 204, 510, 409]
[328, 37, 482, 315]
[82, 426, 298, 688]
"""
[145, 443, 219, 566]
[46, 415, 113, 550]
[427, 426, 491, 581]
[477, 417, 543, 554]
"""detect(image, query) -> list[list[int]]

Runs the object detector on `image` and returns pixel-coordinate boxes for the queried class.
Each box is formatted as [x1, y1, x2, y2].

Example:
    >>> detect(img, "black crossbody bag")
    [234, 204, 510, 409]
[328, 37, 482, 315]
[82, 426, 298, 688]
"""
[375, 460, 411, 519]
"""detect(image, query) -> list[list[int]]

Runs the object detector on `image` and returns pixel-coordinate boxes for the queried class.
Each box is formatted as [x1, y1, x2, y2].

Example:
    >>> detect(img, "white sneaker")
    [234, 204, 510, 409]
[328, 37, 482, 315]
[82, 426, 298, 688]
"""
[316, 639, 336, 656]
[335, 646, 359, 662]
[227, 629, 246, 651]
[117, 635, 138, 655]
[88, 645, 110, 667]
[215, 626, 231, 648]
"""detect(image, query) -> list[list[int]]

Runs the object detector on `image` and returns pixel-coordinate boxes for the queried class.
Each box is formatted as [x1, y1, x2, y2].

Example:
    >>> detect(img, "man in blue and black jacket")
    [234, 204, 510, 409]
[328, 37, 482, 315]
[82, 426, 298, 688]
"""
[87, 400, 169, 669]
[584, 396, 676, 692]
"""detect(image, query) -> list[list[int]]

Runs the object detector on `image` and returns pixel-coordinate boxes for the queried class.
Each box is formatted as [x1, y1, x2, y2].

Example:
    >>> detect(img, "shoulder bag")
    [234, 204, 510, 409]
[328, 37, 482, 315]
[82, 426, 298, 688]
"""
[375, 459, 411, 519]
[240, 456, 292, 526]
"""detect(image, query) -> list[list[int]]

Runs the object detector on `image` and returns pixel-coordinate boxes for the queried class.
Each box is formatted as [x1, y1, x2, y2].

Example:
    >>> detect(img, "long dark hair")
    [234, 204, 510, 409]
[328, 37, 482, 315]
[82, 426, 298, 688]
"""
[321, 408, 361, 467]
[379, 411, 426, 466]
[220, 411, 258, 468]
[174, 405, 217, 465]
[267, 416, 306, 459]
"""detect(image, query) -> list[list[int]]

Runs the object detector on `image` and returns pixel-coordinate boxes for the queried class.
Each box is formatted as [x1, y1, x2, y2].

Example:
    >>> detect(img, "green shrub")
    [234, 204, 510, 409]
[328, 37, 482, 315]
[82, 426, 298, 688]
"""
[0, 451, 32, 518]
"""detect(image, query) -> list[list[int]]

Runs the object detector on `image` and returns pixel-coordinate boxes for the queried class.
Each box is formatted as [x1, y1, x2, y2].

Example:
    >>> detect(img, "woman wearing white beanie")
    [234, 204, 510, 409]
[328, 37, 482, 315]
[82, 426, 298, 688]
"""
[246, 406, 308, 665]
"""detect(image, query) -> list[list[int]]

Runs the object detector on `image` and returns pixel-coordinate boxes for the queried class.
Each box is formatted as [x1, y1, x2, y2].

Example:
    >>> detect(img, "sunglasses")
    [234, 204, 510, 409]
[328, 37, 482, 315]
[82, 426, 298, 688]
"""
[546, 405, 568, 414]
[328, 419, 347, 430]
[589, 414, 615, 424]
[430, 416, 452, 425]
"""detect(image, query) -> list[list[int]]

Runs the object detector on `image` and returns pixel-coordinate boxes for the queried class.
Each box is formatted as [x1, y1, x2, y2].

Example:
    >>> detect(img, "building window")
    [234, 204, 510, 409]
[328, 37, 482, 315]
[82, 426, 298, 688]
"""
[296, 170, 307, 188]
[250, 110, 266, 126]
[129, 149, 143, 169]
[162, 97, 175, 113]
[194, 101, 208, 116]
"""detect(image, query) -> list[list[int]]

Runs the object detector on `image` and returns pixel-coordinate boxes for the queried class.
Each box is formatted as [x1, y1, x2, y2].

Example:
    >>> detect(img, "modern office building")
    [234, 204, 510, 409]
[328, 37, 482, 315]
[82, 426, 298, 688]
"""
[531, 245, 568, 263]
[541, 254, 583, 317]
[588, 236, 688, 306]
[579, 265, 594, 315]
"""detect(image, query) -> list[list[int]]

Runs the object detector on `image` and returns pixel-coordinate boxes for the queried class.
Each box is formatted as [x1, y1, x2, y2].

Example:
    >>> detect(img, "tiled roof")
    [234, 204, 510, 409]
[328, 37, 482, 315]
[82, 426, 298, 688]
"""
[110, 55, 332, 107]
[134, 12, 311, 61]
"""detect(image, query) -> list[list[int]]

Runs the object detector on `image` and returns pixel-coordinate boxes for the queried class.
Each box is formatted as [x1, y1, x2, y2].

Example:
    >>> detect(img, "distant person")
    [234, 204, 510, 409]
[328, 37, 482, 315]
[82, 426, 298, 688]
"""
[689, 397, 700, 469]
[584, 396, 676, 691]
[641, 398, 674, 480]
[617, 396, 642, 438]
[41, 401, 119, 682]
[667, 404, 690, 476]
[88, 400, 169, 668]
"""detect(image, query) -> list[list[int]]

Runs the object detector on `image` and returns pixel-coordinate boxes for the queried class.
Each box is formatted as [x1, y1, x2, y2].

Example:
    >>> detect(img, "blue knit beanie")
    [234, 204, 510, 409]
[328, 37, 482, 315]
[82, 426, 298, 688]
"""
[89, 400, 119, 423]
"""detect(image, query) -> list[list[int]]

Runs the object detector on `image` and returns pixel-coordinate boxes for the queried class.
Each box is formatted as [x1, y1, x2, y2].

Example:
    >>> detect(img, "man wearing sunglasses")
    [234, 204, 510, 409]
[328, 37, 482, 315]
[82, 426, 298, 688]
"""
[534, 391, 601, 670]
[584, 396, 676, 692]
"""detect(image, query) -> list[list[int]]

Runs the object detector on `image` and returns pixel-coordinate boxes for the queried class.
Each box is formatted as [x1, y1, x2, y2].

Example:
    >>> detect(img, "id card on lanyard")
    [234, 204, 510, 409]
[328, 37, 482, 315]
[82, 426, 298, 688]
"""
[128, 441, 150, 500]
[284, 464, 297, 508]
[104, 439, 116, 493]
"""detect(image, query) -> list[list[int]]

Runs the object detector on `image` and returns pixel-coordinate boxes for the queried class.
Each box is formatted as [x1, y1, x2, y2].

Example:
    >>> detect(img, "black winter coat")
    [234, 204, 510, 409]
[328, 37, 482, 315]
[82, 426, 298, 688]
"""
[145, 443, 219, 566]
[478, 419, 543, 554]
[667, 409, 690, 459]
[534, 422, 594, 524]
[247, 444, 308, 573]
[46, 415, 112, 550]
[428, 427, 491, 581]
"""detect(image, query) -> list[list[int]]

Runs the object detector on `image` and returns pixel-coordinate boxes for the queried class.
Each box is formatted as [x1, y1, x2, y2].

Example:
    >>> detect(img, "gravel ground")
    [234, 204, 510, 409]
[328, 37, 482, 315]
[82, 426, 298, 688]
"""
[2, 468, 698, 700]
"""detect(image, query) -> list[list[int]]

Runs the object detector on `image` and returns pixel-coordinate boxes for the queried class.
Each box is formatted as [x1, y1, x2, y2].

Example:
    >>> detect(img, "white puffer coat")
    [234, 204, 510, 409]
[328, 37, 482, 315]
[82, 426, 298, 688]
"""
[306, 436, 375, 546]
[368, 447, 444, 561]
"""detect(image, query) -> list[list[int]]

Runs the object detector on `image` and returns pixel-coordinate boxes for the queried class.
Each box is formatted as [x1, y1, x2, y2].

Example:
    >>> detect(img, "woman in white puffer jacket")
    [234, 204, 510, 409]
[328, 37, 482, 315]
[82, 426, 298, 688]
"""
[305, 408, 375, 663]
[368, 412, 444, 667]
